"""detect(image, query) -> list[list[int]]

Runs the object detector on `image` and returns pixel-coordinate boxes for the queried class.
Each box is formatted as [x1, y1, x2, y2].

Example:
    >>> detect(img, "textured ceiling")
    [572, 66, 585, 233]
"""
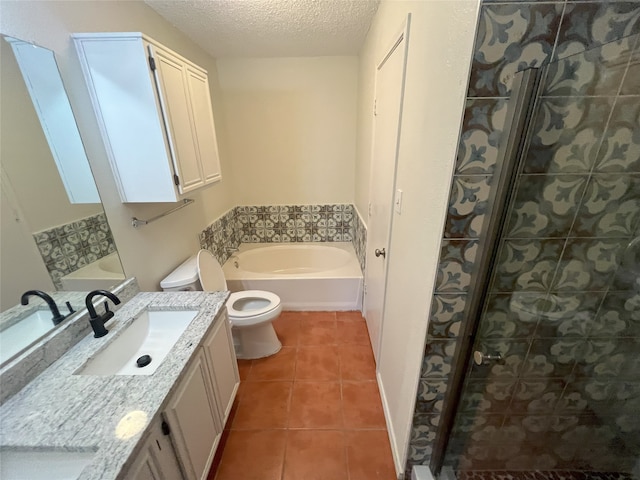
[144, 0, 380, 58]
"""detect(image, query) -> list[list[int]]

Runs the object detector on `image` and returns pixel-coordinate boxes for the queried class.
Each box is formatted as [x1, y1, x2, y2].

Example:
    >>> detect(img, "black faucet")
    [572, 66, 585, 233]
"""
[85, 290, 121, 338]
[21, 290, 67, 325]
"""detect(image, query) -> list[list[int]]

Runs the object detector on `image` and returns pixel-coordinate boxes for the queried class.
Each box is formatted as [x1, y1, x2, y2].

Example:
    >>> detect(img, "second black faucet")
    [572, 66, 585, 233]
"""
[85, 290, 121, 338]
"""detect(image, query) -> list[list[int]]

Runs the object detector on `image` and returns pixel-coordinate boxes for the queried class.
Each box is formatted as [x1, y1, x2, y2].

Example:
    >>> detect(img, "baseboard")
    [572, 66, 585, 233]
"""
[377, 370, 405, 478]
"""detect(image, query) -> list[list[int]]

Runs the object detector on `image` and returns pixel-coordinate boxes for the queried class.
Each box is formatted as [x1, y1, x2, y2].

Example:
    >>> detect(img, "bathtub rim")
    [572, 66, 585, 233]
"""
[223, 242, 363, 280]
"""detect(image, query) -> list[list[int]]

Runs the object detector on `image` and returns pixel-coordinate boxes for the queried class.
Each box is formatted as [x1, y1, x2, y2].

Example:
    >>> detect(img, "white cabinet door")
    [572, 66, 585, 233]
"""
[150, 44, 204, 194]
[126, 419, 183, 480]
[185, 66, 221, 185]
[165, 350, 222, 480]
[202, 311, 239, 424]
[128, 448, 160, 480]
[164, 352, 221, 480]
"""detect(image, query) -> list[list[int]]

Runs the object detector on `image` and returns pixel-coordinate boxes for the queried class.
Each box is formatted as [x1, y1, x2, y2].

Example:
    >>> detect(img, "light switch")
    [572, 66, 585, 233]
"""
[394, 189, 403, 214]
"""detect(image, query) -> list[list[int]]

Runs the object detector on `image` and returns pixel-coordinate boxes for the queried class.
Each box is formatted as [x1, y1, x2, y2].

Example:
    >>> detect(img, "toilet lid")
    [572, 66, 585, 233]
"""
[228, 290, 281, 319]
[197, 249, 228, 291]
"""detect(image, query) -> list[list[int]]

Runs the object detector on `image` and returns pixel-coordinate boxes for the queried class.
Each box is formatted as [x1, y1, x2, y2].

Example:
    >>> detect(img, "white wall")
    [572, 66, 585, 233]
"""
[217, 57, 358, 205]
[356, 0, 480, 474]
[1, 0, 235, 291]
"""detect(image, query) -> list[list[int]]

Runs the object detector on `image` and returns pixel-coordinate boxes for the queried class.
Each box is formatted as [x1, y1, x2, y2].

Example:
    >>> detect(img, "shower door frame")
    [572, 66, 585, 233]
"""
[430, 67, 545, 473]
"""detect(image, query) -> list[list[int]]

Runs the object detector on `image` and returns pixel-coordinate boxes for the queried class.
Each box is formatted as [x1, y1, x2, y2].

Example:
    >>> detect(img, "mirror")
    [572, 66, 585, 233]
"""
[0, 34, 125, 364]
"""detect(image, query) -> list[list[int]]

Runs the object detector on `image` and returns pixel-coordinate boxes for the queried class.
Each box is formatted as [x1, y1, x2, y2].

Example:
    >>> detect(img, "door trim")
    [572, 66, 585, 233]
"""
[364, 14, 412, 363]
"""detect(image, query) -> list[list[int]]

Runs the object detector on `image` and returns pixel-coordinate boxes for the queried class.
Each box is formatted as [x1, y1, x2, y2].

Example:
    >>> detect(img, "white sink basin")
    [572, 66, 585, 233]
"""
[76, 310, 198, 376]
[0, 310, 58, 364]
[0, 448, 95, 480]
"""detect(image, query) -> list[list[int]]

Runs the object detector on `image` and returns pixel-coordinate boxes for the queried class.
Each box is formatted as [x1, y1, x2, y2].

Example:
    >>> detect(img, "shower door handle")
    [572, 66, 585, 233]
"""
[473, 351, 503, 366]
[375, 248, 386, 258]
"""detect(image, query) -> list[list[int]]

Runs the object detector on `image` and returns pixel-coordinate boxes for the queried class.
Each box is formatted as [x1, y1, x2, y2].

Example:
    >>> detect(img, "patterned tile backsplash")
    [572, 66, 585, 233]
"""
[198, 204, 367, 273]
[409, 1, 640, 478]
[33, 212, 117, 289]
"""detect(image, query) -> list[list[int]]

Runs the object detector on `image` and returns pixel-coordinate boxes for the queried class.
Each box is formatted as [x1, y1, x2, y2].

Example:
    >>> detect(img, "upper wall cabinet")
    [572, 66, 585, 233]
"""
[73, 33, 222, 203]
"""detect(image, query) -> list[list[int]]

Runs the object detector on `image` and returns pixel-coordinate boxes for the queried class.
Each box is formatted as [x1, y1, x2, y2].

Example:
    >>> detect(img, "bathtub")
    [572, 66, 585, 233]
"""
[60, 252, 125, 291]
[223, 242, 363, 311]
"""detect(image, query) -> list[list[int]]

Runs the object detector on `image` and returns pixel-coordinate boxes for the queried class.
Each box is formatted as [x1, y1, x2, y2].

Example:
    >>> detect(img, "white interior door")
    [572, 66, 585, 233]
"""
[364, 26, 409, 363]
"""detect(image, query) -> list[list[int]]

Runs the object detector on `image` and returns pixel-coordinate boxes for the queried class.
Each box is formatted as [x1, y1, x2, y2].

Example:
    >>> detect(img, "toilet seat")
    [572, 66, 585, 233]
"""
[227, 290, 282, 326]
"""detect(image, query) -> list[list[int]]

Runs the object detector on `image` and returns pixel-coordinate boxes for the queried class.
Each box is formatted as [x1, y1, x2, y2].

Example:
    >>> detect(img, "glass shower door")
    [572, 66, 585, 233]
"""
[442, 32, 640, 476]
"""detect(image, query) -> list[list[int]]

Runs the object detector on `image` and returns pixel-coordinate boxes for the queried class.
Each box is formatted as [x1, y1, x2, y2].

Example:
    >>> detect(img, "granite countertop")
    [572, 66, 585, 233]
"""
[0, 290, 229, 480]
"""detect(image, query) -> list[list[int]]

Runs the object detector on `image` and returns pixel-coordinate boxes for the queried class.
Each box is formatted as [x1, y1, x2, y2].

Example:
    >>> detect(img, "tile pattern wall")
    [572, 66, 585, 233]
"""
[199, 207, 241, 266]
[33, 212, 117, 289]
[199, 204, 366, 272]
[353, 208, 367, 274]
[407, 1, 640, 477]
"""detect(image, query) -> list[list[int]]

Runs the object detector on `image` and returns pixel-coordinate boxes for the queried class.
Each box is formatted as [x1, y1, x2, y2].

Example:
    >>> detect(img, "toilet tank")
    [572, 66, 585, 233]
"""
[160, 255, 202, 292]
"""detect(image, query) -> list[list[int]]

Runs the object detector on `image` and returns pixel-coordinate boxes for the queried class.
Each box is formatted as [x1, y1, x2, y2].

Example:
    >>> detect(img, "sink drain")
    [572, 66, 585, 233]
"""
[136, 354, 152, 368]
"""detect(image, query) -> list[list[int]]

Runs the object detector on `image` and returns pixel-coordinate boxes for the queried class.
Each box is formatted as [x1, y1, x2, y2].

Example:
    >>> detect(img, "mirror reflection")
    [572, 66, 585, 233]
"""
[0, 34, 125, 365]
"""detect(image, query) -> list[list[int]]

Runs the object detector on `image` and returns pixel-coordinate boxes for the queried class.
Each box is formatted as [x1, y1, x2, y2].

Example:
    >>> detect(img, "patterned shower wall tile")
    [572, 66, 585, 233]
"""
[546, 31, 638, 97]
[551, 238, 627, 291]
[522, 338, 583, 378]
[458, 378, 516, 414]
[456, 98, 508, 175]
[570, 174, 640, 238]
[524, 97, 615, 174]
[533, 291, 604, 338]
[594, 98, 640, 173]
[415, 380, 448, 414]
[406, 444, 432, 466]
[590, 290, 640, 337]
[468, 3, 564, 98]
[505, 174, 588, 238]
[508, 378, 565, 414]
[557, 380, 640, 416]
[556, 380, 606, 414]
[477, 293, 543, 339]
[490, 239, 564, 292]
[435, 240, 478, 292]
[621, 38, 640, 95]
[469, 339, 530, 379]
[428, 294, 467, 339]
[575, 337, 640, 380]
[572, 448, 639, 475]
[450, 413, 505, 438]
[444, 176, 492, 239]
[554, 2, 640, 63]
[420, 339, 458, 379]
[501, 415, 582, 448]
[410, 413, 440, 446]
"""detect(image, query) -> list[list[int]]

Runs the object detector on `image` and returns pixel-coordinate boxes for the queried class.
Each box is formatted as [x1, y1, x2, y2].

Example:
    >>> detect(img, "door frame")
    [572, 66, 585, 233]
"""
[363, 16, 411, 364]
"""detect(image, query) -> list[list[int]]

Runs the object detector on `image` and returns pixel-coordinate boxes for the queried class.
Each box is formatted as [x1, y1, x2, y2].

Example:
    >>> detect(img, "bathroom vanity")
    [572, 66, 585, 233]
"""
[0, 291, 239, 480]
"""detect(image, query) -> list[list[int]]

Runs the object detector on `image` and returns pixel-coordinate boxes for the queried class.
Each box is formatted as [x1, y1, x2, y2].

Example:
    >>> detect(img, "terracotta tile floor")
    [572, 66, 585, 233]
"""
[208, 311, 397, 480]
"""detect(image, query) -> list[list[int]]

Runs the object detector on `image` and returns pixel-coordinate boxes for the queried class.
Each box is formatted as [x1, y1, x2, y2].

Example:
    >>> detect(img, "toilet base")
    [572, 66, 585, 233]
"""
[232, 321, 282, 359]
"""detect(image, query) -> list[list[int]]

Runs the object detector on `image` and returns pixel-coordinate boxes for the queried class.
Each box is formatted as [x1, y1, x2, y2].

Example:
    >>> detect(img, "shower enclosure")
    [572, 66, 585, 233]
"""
[439, 32, 639, 478]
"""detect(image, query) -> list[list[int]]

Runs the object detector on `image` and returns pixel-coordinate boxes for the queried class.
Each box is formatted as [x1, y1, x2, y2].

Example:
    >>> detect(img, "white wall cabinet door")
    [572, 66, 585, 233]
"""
[202, 311, 239, 423]
[164, 351, 221, 480]
[150, 44, 205, 194]
[126, 419, 184, 480]
[185, 66, 221, 185]
[73, 33, 222, 203]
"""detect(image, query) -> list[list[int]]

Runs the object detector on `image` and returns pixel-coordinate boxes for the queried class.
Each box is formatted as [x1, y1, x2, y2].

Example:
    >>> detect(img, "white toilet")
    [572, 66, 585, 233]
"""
[160, 250, 282, 359]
